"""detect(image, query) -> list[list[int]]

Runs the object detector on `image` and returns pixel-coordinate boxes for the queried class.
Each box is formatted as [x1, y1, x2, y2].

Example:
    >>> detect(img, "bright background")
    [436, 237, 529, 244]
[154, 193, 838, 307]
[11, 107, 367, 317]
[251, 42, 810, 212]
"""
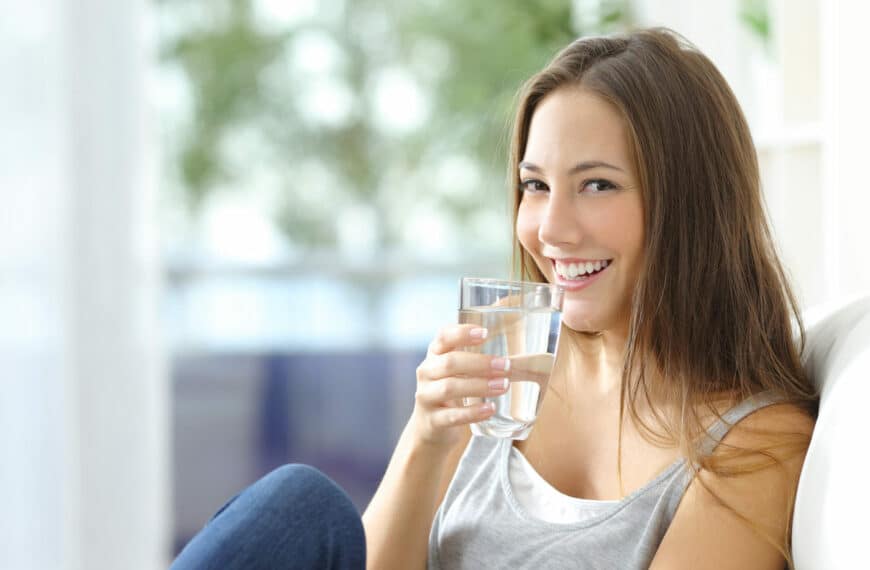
[2, 1, 868, 568]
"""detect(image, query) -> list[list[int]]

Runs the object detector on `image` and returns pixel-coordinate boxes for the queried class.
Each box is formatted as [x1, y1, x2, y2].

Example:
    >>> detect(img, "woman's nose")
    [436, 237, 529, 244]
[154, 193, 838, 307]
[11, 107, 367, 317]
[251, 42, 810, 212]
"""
[538, 189, 581, 247]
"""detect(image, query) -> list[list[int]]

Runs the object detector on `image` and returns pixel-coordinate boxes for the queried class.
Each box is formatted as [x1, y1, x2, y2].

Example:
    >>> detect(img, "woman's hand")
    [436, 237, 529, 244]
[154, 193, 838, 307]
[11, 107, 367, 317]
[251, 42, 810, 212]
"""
[409, 324, 512, 450]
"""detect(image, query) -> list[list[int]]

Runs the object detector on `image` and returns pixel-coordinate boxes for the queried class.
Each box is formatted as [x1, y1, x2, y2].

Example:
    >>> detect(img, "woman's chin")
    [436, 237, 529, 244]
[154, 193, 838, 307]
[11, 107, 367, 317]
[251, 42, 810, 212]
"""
[561, 314, 600, 333]
[561, 308, 632, 339]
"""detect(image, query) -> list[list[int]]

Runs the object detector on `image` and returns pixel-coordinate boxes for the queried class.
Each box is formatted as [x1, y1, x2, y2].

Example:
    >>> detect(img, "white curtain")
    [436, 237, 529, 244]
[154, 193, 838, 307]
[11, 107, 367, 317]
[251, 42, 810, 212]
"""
[0, 1, 169, 569]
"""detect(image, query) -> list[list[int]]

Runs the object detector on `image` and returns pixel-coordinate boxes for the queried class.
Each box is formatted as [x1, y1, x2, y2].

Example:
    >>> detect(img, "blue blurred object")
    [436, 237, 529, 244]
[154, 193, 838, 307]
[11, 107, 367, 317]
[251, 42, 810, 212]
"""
[172, 349, 423, 555]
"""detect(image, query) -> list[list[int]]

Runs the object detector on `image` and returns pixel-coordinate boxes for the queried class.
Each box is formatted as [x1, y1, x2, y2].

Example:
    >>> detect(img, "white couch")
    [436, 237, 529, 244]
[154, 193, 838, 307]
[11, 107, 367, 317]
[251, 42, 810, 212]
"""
[793, 295, 870, 568]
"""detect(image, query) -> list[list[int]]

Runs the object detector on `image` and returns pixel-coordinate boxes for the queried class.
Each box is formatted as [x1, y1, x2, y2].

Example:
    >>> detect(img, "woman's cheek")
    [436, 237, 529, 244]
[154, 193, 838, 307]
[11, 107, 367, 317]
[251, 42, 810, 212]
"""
[515, 203, 539, 252]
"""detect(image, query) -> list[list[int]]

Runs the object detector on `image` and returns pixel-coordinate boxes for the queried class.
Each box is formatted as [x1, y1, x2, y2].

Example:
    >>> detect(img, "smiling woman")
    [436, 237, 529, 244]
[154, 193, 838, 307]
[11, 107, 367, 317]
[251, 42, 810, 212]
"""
[497, 27, 817, 570]
[169, 27, 817, 570]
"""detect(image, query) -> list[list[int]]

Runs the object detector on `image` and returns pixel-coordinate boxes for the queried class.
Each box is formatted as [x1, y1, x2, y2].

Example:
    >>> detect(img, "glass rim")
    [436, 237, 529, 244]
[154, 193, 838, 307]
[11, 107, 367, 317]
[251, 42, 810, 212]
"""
[460, 276, 564, 292]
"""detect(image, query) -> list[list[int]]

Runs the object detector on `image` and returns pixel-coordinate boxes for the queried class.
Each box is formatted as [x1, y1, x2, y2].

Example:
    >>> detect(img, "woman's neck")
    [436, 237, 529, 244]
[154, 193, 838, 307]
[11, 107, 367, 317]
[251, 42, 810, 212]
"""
[554, 326, 628, 397]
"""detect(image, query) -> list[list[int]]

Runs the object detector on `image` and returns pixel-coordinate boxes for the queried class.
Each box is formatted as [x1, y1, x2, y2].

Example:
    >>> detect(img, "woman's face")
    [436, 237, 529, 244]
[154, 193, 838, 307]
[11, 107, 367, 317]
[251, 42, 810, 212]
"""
[517, 87, 644, 333]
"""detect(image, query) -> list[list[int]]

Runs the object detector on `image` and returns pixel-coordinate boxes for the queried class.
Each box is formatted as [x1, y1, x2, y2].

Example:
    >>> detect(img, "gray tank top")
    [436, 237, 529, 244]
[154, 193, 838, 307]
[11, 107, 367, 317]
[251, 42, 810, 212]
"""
[428, 390, 785, 569]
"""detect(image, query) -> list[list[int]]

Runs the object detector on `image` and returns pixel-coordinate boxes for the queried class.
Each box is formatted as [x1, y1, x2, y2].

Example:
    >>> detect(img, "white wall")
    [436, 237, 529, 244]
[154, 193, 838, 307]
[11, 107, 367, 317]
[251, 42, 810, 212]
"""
[0, 1, 170, 569]
[819, 0, 870, 303]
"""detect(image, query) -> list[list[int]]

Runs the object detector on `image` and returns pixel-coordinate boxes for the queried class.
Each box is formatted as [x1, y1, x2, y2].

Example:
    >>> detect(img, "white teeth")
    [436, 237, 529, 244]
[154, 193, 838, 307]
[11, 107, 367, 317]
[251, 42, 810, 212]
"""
[554, 259, 611, 279]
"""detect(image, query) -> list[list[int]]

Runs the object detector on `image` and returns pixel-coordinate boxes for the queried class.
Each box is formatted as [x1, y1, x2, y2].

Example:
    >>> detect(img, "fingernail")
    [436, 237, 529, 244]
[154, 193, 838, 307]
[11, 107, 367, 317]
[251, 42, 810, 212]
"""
[491, 357, 510, 371]
[470, 327, 488, 339]
[488, 378, 509, 391]
[480, 402, 495, 413]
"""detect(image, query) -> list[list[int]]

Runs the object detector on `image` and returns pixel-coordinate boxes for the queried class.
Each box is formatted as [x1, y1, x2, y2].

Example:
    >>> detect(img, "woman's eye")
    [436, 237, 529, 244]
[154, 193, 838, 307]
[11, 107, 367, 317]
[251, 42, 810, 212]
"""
[519, 179, 549, 194]
[583, 179, 617, 193]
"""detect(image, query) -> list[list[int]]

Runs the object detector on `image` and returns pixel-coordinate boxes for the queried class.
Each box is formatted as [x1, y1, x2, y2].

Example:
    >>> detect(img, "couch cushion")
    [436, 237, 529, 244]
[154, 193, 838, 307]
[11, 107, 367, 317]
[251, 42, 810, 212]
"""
[792, 296, 870, 568]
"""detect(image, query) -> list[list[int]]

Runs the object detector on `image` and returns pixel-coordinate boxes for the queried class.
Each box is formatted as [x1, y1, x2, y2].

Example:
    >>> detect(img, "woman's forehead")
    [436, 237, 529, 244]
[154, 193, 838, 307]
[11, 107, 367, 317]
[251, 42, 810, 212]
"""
[523, 87, 632, 170]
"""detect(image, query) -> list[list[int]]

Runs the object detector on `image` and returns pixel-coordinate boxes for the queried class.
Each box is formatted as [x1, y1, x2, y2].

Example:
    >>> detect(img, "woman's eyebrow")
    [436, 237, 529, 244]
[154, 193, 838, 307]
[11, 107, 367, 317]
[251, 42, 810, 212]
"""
[518, 160, 625, 174]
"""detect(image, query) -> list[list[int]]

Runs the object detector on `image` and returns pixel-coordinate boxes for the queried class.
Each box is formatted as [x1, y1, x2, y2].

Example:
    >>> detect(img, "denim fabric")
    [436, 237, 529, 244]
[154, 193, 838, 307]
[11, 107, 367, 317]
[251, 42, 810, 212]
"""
[171, 464, 366, 570]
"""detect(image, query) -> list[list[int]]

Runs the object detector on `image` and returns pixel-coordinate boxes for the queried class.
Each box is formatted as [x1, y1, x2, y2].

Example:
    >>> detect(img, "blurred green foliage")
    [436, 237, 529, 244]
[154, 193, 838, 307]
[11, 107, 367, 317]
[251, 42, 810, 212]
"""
[157, 0, 630, 252]
[739, 0, 771, 50]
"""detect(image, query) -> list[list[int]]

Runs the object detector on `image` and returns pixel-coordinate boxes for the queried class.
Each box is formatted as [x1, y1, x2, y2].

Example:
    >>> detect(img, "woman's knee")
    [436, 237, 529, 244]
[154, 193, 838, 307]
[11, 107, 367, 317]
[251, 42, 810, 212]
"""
[264, 464, 334, 494]
[259, 464, 360, 522]
[173, 464, 366, 569]
[254, 464, 366, 567]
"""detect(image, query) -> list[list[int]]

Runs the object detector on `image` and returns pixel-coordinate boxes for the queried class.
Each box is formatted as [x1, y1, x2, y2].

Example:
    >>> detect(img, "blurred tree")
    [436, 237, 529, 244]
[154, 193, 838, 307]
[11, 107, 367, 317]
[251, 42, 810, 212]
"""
[157, 0, 631, 256]
[739, 0, 771, 52]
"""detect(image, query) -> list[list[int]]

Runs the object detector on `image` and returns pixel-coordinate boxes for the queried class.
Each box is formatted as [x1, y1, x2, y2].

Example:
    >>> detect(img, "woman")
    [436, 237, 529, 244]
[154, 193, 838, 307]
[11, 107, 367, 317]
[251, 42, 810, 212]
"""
[172, 28, 817, 570]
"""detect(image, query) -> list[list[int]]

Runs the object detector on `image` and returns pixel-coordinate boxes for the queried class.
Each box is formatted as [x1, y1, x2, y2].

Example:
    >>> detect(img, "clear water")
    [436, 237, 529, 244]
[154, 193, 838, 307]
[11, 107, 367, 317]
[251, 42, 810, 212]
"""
[459, 306, 561, 439]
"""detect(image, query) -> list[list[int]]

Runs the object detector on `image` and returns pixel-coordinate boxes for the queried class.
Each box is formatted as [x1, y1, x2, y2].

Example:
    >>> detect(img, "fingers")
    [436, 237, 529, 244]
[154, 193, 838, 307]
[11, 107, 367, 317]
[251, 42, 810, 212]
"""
[415, 376, 509, 408]
[410, 323, 508, 443]
[428, 401, 495, 429]
[428, 324, 489, 356]
[417, 351, 511, 383]
[507, 353, 554, 384]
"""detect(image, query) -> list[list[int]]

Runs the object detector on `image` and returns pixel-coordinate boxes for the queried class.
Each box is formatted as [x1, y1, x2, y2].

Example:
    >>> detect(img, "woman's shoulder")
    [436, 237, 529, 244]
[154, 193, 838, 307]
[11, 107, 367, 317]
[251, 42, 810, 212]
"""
[693, 393, 816, 470]
[721, 398, 816, 449]
[649, 398, 815, 569]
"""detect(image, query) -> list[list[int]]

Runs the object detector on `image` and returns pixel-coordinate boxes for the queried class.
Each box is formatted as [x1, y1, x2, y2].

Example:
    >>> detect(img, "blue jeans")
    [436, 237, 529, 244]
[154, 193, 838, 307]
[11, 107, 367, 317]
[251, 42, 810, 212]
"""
[170, 464, 366, 570]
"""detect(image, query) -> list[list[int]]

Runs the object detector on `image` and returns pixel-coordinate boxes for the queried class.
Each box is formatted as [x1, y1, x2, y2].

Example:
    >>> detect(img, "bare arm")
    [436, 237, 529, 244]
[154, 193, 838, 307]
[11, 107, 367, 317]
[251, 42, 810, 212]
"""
[362, 422, 470, 570]
[362, 324, 510, 570]
[650, 403, 815, 569]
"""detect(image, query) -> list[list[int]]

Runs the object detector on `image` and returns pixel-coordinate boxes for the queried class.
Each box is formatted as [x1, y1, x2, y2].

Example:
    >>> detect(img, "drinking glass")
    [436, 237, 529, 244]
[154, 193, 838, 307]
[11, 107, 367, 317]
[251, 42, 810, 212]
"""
[459, 277, 564, 440]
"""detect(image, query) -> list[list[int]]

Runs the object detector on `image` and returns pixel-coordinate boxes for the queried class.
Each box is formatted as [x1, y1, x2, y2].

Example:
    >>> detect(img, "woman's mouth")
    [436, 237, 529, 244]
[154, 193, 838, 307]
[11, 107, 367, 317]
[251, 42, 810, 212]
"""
[553, 258, 612, 281]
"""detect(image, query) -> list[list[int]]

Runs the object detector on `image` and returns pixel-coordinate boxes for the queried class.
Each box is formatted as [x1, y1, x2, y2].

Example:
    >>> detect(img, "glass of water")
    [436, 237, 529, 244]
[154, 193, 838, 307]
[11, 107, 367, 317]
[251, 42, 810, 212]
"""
[459, 277, 564, 440]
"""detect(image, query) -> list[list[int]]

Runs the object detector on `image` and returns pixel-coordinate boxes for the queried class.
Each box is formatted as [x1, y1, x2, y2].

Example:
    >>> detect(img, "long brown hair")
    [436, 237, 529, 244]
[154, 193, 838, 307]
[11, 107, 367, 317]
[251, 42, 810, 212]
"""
[508, 28, 817, 567]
